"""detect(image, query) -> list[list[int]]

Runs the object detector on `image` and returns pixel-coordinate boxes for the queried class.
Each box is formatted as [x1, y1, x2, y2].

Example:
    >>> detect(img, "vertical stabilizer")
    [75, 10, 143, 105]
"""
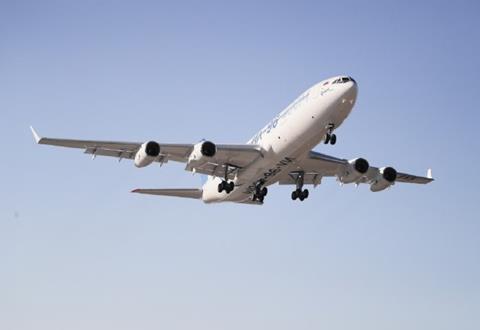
[427, 168, 433, 179]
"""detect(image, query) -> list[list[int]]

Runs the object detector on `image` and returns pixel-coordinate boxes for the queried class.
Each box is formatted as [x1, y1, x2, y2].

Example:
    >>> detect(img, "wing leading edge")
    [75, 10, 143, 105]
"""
[278, 150, 433, 187]
[30, 127, 263, 179]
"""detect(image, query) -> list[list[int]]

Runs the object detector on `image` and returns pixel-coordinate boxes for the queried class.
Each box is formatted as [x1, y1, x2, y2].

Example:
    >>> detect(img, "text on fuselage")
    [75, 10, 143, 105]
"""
[243, 157, 295, 194]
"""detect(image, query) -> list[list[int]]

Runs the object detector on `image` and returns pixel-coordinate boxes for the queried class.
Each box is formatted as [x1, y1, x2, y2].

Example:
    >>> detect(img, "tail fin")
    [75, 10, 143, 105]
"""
[427, 168, 433, 179]
[132, 188, 202, 199]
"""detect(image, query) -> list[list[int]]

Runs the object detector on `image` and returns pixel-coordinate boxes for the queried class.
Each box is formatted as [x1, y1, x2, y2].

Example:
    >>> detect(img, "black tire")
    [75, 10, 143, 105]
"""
[330, 134, 337, 145]
[218, 182, 224, 193]
[258, 195, 264, 203]
[324, 134, 330, 144]
[291, 191, 297, 200]
[228, 181, 235, 192]
[303, 189, 309, 199]
[299, 195, 305, 201]
[261, 187, 268, 197]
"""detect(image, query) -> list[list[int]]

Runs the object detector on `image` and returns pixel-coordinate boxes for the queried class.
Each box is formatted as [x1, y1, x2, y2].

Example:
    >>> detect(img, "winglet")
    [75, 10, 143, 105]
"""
[427, 168, 433, 179]
[30, 126, 41, 144]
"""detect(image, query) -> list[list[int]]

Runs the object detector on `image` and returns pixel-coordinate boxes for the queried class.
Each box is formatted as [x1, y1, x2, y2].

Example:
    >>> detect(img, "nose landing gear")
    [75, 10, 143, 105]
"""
[324, 123, 337, 145]
[290, 171, 309, 202]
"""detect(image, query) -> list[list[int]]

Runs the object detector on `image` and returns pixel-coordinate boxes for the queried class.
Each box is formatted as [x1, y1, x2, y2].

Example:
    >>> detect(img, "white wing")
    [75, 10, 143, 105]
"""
[278, 150, 433, 186]
[30, 127, 264, 179]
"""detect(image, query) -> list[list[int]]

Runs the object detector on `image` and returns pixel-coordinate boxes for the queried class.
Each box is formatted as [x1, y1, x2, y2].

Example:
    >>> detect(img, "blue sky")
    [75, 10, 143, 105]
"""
[1, 1, 479, 329]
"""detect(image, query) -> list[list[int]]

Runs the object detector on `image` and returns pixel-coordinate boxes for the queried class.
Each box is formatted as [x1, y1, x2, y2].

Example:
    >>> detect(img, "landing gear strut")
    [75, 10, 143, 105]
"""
[218, 164, 235, 194]
[291, 171, 309, 201]
[324, 123, 337, 145]
[252, 180, 268, 203]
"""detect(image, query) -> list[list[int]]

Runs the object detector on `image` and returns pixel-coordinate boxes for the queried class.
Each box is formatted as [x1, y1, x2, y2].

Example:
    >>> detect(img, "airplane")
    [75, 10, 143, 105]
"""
[30, 75, 433, 205]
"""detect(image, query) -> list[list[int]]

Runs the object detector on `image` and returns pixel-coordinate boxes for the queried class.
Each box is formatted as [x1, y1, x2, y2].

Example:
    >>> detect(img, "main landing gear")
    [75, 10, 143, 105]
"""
[324, 123, 337, 145]
[218, 180, 234, 194]
[291, 171, 309, 202]
[218, 164, 235, 194]
[252, 180, 268, 203]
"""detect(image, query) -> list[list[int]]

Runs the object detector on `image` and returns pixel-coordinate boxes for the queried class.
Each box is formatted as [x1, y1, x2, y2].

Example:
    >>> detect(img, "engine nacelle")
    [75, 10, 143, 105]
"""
[370, 166, 397, 192]
[134, 141, 160, 168]
[339, 158, 370, 184]
[187, 141, 216, 167]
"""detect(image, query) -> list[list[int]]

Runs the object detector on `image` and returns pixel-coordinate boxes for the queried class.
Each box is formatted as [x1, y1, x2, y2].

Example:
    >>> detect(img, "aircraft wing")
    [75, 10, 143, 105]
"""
[278, 150, 433, 187]
[30, 127, 264, 179]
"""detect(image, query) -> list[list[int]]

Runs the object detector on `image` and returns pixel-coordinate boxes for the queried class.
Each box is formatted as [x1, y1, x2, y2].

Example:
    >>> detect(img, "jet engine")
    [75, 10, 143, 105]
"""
[134, 141, 160, 168]
[339, 158, 370, 184]
[370, 167, 397, 192]
[187, 141, 217, 167]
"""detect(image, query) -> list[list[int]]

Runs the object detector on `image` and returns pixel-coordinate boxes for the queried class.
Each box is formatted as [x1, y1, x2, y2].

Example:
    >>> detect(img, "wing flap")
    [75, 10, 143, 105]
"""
[38, 137, 141, 150]
[84, 147, 137, 160]
[278, 150, 433, 187]
[278, 172, 323, 186]
[30, 127, 263, 178]
[395, 172, 434, 184]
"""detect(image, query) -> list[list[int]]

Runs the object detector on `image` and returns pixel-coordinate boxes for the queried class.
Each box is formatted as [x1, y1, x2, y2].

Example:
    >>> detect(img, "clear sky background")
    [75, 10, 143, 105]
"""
[1, 1, 479, 329]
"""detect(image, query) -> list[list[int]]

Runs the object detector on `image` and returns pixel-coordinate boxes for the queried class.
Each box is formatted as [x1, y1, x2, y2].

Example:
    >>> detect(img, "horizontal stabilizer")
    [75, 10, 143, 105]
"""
[131, 188, 202, 199]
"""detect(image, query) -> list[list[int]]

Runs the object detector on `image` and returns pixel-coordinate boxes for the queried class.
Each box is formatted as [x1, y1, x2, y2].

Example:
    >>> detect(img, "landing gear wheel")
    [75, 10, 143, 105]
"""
[252, 180, 267, 202]
[292, 188, 309, 201]
[218, 181, 234, 194]
[302, 189, 309, 199]
[220, 164, 236, 194]
[292, 172, 306, 202]
[330, 134, 337, 145]
[324, 133, 331, 144]
[291, 190, 298, 200]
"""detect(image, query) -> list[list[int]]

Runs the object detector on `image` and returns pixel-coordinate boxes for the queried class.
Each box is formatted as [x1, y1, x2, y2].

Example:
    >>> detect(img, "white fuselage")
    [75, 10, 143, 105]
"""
[202, 76, 358, 203]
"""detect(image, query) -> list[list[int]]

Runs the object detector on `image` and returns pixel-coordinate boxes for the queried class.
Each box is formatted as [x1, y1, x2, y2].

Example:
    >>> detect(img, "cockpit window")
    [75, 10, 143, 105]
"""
[332, 76, 355, 84]
[323, 81, 329, 85]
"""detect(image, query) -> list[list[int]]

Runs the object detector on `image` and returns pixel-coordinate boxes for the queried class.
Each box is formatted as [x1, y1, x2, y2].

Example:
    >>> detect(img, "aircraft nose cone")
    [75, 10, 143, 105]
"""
[343, 81, 358, 105]
[347, 80, 357, 94]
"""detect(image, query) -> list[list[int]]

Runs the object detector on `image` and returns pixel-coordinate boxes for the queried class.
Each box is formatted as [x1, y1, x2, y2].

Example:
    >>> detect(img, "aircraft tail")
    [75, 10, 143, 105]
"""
[131, 188, 203, 199]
